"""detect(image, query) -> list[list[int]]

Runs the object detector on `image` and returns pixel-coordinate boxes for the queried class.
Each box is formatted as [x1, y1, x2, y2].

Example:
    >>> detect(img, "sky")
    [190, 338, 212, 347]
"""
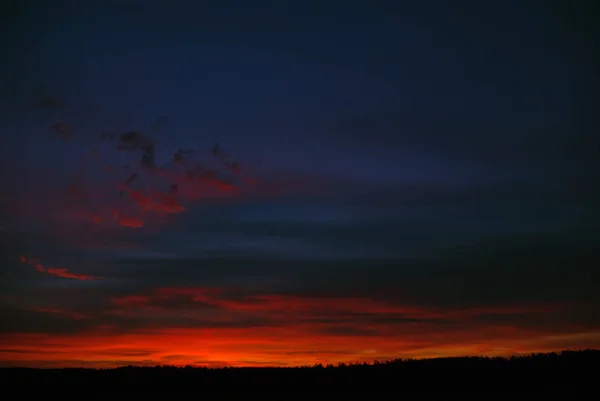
[0, 0, 599, 368]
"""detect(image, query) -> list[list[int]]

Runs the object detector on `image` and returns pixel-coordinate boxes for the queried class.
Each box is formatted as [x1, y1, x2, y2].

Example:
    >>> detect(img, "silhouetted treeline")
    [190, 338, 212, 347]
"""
[1, 350, 598, 393]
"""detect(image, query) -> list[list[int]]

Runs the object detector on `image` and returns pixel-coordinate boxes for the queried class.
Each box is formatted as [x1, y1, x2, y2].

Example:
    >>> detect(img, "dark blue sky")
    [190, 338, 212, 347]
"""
[0, 0, 599, 367]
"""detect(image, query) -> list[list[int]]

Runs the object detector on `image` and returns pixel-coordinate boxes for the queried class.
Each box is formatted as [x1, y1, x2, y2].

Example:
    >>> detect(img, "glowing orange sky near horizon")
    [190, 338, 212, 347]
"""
[2, 325, 599, 369]
[1, 287, 599, 368]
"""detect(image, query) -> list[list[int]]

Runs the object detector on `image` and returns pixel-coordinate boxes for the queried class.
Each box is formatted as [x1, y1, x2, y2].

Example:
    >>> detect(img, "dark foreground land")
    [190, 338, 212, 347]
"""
[1, 350, 598, 395]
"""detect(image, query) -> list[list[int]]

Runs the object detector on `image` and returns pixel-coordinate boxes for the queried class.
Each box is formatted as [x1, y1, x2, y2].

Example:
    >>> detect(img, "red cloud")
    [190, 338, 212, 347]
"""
[25, 123, 257, 239]
[128, 190, 186, 215]
[19, 256, 100, 281]
[152, 167, 241, 202]
[46, 268, 97, 281]
[117, 215, 145, 228]
[124, 287, 553, 320]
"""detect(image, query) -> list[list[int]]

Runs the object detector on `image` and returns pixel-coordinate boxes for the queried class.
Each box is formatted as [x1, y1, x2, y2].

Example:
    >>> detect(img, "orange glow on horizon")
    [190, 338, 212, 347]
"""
[2, 286, 598, 368]
[1, 326, 598, 369]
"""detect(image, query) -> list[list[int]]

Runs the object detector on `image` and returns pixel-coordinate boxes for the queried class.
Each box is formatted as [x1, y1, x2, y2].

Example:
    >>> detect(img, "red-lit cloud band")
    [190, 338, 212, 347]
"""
[19, 256, 100, 281]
